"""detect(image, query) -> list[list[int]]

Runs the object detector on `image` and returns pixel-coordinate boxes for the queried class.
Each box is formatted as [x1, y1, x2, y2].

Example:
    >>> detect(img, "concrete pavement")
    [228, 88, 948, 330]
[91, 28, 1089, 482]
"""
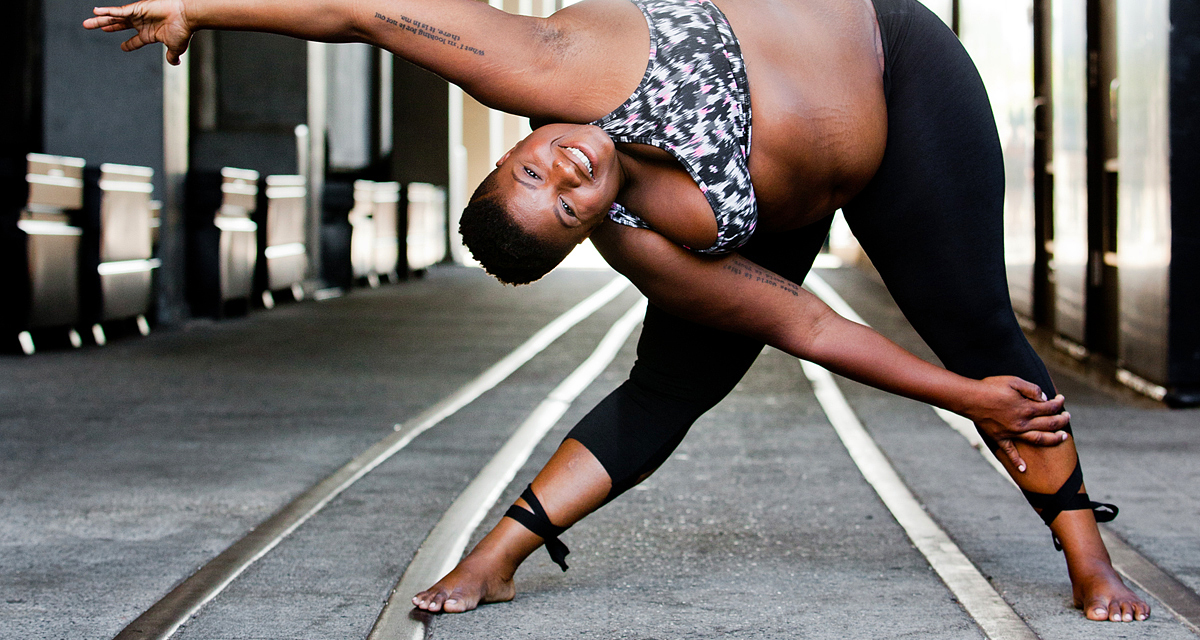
[1, 263, 1196, 639]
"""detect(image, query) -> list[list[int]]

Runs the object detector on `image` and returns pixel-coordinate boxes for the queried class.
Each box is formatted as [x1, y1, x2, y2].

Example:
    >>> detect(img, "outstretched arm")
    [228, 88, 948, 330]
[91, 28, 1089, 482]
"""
[591, 222, 1070, 471]
[84, 0, 639, 120]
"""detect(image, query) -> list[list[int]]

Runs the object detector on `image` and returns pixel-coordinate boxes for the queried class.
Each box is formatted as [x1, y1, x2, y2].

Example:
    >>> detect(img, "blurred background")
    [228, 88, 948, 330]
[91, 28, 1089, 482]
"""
[0, 0, 1196, 405]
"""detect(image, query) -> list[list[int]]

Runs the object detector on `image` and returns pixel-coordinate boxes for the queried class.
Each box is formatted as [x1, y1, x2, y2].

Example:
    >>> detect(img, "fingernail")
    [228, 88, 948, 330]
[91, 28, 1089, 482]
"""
[1040, 392, 1047, 401]
[1063, 412, 1071, 420]
[1060, 432, 1068, 442]
[1018, 463, 1026, 472]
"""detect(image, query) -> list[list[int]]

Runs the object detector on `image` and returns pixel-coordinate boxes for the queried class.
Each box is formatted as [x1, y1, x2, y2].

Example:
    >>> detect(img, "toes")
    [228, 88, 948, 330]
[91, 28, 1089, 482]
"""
[1084, 598, 1109, 621]
[1136, 601, 1151, 621]
[428, 591, 448, 612]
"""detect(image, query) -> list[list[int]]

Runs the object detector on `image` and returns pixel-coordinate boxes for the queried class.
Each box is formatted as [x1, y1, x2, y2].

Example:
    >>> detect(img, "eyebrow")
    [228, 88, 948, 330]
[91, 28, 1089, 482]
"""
[513, 169, 537, 191]
[511, 168, 572, 229]
[553, 208, 573, 229]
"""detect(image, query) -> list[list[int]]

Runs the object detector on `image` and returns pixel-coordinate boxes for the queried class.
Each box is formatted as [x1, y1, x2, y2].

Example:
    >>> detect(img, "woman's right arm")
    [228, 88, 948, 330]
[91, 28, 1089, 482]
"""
[85, 0, 637, 119]
[590, 221, 1072, 472]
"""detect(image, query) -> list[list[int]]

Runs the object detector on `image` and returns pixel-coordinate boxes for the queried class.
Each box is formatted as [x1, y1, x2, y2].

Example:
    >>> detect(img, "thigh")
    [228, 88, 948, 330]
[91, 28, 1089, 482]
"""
[567, 303, 764, 496]
[567, 215, 833, 497]
[843, 4, 1054, 393]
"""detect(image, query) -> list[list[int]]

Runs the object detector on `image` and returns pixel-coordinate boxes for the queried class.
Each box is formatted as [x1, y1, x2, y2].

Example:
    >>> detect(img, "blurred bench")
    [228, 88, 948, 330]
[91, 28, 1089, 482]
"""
[256, 174, 308, 307]
[9, 153, 87, 353]
[347, 180, 445, 287]
[405, 182, 447, 274]
[81, 163, 159, 344]
[187, 168, 259, 317]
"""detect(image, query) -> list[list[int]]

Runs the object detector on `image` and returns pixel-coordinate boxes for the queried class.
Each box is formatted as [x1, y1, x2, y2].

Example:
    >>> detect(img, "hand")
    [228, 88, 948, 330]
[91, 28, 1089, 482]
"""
[962, 376, 1070, 473]
[84, 1, 194, 66]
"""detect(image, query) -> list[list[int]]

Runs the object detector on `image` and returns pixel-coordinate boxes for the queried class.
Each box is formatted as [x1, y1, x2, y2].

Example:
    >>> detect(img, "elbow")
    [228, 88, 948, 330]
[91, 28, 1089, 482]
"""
[344, 0, 371, 43]
[777, 304, 837, 362]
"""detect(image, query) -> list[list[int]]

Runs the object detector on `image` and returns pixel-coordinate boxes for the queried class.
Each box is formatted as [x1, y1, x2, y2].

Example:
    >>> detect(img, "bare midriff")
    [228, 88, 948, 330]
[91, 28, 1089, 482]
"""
[553, 0, 889, 245]
[719, 0, 888, 232]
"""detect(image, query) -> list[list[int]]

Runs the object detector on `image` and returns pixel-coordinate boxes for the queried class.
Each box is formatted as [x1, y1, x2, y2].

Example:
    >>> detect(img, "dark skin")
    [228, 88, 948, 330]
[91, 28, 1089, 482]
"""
[88, 0, 1147, 621]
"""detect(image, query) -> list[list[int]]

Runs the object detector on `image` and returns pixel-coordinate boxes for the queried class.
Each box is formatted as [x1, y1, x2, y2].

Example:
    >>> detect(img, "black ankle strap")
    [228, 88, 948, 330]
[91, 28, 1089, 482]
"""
[1021, 460, 1118, 550]
[505, 485, 570, 571]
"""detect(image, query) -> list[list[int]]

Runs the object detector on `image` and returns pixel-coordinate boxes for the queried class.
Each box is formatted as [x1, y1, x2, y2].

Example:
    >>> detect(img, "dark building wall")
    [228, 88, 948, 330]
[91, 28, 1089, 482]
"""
[43, 0, 166, 197]
[1169, 0, 1200, 393]
[391, 59, 449, 187]
[190, 32, 308, 176]
[1, 0, 42, 162]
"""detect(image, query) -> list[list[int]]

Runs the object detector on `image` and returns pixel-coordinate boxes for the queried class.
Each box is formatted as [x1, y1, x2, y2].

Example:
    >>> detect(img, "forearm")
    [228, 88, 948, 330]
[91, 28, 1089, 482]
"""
[186, 0, 548, 108]
[781, 310, 981, 416]
[187, 0, 364, 43]
[597, 226, 984, 417]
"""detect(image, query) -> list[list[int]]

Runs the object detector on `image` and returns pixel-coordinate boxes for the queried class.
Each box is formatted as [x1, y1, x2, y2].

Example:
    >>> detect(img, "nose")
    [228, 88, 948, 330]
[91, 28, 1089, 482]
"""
[551, 152, 584, 187]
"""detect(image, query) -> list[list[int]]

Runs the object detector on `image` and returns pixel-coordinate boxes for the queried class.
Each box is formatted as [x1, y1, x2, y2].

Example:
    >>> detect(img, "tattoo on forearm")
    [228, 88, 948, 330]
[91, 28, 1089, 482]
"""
[723, 258, 801, 297]
[374, 12, 484, 56]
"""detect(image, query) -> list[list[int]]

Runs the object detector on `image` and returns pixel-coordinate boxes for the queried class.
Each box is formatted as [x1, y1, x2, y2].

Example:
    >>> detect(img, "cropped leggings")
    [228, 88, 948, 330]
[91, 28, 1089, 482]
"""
[566, 0, 1057, 499]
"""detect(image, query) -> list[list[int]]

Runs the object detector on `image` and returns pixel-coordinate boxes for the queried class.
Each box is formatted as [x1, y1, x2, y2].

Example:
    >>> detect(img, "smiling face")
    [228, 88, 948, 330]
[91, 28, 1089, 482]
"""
[492, 123, 622, 250]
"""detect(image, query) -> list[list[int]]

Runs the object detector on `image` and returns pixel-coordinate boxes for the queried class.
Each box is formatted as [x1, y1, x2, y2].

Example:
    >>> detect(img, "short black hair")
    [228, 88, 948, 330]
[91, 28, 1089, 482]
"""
[459, 170, 574, 285]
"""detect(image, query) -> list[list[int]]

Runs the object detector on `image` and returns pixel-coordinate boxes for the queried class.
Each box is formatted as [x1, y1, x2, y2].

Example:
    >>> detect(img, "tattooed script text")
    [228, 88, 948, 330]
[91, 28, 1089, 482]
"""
[724, 259, 802, 297]
[375, 13, 485, 55]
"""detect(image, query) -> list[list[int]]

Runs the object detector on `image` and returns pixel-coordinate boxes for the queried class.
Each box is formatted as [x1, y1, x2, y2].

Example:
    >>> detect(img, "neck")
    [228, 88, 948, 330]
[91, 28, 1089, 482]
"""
[613, 148, 647, 206]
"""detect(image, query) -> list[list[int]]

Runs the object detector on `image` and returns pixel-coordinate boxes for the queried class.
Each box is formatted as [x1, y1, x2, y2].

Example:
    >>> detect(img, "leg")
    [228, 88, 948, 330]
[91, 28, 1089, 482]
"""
[846, 0, 1146, 621]
[413, 221, 833, 612]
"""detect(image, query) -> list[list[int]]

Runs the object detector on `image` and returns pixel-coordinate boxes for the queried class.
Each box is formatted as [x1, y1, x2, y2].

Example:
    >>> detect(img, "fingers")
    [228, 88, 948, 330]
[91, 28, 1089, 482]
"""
[1025, 411, 1071, 433]
[997, 439, 1027, 473]
[92, 5, 135, 18]
[1030, 394, 1066, 417]
[1015, 429, 1070, 446]
[1008, 377, 1045, 402]
[121, 32, 151, 52]
[83, 15, 129, 30]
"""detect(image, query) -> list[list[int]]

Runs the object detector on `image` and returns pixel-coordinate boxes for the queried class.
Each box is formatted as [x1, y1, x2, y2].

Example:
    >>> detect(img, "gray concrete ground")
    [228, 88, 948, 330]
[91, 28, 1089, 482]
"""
[1, 264, 1196, 639]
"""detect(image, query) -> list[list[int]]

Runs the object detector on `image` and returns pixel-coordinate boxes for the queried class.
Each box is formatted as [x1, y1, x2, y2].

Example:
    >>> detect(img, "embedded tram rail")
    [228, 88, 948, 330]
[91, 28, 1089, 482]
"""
[2, 264, 1198, 640]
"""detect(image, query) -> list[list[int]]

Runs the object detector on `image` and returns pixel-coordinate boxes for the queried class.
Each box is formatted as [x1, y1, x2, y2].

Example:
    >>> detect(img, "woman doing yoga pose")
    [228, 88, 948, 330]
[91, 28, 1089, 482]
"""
[87, 0, 1149, 622]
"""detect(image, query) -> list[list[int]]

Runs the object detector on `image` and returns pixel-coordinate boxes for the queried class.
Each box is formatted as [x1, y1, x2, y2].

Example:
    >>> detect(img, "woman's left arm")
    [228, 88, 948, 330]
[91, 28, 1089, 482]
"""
[591, 222, 1070, 470]
[84, 0, 639, 120]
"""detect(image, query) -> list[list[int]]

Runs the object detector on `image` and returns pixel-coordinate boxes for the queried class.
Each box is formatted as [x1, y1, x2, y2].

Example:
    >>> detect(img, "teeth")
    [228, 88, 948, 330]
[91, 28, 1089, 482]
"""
[564, 146, 593, 177]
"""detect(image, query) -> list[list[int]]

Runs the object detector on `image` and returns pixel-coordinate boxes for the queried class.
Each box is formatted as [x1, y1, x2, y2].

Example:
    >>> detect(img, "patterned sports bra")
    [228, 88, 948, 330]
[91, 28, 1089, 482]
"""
[591, 0, 755, 255]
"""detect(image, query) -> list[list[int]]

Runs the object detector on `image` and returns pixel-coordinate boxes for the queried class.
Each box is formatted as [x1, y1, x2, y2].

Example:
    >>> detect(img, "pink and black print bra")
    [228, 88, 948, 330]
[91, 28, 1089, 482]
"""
[592, 0, 756, 255]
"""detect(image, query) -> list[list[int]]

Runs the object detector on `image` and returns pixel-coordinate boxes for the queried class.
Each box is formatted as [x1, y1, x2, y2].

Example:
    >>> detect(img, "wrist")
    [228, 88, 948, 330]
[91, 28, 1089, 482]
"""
[945, 378, 985, 420]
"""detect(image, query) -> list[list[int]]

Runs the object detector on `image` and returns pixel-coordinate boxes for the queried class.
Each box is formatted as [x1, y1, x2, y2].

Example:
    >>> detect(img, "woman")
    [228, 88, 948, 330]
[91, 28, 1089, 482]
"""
[87, 0, 1149, 622]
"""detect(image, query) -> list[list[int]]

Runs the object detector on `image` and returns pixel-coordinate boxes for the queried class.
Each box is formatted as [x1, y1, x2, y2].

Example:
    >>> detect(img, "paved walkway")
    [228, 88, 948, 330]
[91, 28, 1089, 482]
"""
[1, 263, 1196, 639]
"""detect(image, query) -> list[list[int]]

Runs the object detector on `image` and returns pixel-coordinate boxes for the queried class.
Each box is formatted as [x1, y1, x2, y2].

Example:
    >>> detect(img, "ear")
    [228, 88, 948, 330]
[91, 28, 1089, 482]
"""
[496, 149, 513, 167]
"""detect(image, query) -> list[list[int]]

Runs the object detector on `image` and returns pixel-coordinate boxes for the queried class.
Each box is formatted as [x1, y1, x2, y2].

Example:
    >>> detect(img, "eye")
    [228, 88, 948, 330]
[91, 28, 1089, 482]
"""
[560, 198, 576, 218]
[524, 167, 540, 180]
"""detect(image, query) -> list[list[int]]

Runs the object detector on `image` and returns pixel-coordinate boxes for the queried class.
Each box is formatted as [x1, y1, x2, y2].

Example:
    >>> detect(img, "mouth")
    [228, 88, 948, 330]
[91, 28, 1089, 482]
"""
[561, 145, 594, 180]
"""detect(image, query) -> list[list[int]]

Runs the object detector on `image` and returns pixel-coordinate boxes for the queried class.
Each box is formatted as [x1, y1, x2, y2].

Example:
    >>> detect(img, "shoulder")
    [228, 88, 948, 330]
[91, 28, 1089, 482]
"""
[533, 0, 651, 121]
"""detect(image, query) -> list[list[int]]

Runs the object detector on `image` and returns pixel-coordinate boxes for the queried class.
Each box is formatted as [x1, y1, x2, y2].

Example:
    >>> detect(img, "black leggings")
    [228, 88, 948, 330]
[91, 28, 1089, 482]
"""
[567, 0, 1055, 499]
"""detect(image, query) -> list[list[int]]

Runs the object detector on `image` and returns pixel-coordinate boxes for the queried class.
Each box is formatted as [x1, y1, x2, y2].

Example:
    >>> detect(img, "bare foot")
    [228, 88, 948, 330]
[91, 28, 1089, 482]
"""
[413, 440, 613, 613]
[412, 549, 517, 613]
[1071, 557, 1151, 622]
